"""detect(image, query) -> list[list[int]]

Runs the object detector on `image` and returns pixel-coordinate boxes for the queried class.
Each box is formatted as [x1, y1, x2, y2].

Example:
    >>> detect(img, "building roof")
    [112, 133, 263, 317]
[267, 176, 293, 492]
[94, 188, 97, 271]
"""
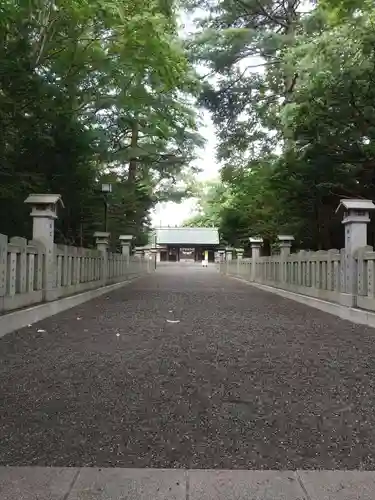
[155, 227, 219, 245]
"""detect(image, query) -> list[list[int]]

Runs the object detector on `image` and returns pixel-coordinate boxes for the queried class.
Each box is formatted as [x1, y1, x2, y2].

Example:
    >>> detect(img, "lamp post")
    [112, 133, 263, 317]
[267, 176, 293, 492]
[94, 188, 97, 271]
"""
[101, 183, 112, 232]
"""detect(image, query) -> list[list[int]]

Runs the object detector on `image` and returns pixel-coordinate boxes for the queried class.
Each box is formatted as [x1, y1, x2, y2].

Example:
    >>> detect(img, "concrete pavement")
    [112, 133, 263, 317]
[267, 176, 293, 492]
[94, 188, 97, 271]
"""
[2, 466, 375, 499]
[2, 263, 375, 497]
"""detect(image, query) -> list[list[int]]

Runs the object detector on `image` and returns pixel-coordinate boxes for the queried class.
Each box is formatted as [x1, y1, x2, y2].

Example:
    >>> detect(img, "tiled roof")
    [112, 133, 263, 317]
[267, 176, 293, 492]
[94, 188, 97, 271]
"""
[154, 227, 219, 245]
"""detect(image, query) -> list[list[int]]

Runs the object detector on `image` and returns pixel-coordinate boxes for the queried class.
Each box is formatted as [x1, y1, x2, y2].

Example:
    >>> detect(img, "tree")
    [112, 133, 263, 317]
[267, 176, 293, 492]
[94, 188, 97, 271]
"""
[0, 0, 202, 245]
[183, 180, 227, 227]
[184, 1, 375, 250]
[184, 0, 307, 163]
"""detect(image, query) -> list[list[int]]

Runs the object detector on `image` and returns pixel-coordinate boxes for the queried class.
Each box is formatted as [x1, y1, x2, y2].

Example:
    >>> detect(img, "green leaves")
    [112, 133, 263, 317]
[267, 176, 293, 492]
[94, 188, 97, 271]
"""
[0, 0, 201, 245]
[185, 0, 375, 250]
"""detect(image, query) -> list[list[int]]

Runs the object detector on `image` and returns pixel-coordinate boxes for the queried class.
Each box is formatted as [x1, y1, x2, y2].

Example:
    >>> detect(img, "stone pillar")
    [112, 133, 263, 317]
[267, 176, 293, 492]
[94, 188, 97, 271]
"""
[250, 237, 263, 281]
[225, 247, 233, 261]
[336, 199, 375, 305]
[236, 248, 244, 275]
[278, 235, 294, 258]
[156, 247, 161, 262]
[24, 194, 64, 301]
[278, 235, 294, 283]
[236, 248, 244, 259]
[217, 250, 225, 271]
[149, 248, 157, 272]
[134, 247, 143, 258]
[94, 231, 110, 284]
[119, 235, 132, 260]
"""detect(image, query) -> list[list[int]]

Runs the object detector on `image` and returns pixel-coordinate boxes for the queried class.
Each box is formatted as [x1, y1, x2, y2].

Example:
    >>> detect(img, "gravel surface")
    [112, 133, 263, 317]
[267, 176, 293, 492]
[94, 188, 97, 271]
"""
[1, 263, 375, 469]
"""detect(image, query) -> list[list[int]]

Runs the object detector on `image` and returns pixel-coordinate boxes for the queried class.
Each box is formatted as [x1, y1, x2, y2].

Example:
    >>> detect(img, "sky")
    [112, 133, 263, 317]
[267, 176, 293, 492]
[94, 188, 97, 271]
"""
[150, 10, 219, 228]
[149, 8, 267, 228]
[151, 108, 218, 227]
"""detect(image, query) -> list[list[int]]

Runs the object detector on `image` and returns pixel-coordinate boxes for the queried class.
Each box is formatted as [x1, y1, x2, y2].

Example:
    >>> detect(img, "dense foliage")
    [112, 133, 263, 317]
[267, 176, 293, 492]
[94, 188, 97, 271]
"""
[0, 0, 202, 247]
[183, 0, 375, 250]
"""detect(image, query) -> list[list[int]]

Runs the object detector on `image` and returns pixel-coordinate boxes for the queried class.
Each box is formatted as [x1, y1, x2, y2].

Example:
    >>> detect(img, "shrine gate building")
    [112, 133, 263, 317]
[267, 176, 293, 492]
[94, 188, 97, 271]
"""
[151, 227, 220, 263]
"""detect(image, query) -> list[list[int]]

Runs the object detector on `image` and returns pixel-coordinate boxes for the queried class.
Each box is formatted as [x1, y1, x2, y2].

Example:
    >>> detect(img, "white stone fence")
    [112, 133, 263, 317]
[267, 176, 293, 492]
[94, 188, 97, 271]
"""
[0, 194, 154, 314]
[220, 199, 375, 313]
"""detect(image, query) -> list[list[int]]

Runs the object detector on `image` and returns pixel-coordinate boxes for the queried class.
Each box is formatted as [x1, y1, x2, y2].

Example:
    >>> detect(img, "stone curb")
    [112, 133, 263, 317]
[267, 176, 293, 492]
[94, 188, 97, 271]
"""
[2, 467, 375, 499]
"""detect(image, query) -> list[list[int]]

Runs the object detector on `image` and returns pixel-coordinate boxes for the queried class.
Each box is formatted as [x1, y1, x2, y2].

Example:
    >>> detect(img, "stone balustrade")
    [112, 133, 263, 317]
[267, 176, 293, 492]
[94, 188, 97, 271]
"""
[221, 198, 375, 314]
[0, 193, 154, 314]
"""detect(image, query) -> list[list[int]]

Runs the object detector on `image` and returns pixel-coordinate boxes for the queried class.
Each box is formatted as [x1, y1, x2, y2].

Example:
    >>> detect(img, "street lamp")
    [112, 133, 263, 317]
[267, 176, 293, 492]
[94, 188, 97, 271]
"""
[101, 183, 112, 232]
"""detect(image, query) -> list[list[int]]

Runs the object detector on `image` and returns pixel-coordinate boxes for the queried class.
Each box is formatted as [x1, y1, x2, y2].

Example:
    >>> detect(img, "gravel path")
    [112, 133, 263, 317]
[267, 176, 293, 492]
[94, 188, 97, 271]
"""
[1, 263, 375, 469]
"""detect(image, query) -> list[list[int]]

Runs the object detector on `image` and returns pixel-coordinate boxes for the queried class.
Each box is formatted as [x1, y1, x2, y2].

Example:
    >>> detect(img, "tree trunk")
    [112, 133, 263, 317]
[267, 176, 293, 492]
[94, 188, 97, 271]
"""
[128, 120, 139, 183]
[283, 0, 298, 150]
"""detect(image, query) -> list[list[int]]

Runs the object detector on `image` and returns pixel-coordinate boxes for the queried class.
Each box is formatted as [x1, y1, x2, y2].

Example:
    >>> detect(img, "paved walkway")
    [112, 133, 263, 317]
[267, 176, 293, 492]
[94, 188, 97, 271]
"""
[2, 263, 375, 497]
[2, 466, 375, 499]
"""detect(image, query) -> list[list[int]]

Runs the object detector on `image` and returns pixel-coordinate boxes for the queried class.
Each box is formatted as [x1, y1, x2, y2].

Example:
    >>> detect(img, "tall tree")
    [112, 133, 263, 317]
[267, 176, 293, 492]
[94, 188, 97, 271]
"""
[185, 0, 306, 164]
[184, 0, 375, 250]
[0, 0, 202, 245]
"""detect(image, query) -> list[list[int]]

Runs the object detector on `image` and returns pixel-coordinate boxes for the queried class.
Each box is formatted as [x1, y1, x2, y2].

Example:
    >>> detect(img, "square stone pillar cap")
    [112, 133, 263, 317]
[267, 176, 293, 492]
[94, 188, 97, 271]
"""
[335, 199, 375, 214]
[24, 194, 64, 218]
[94, 231, 110, 238]
[25, 194, 64, 207]
[249, 237, 263, 244]
[119, 235, 133, 243]
[278, 235, 294, 243]
[94, 231, 110, 242]
[336, 199, 375, 225]
[235, 248, 244, 253]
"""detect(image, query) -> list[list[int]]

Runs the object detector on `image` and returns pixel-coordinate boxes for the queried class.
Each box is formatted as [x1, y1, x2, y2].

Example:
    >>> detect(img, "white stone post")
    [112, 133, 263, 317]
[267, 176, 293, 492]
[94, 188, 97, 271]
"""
[236, 248, 244, 275]
[156, 246, 162, 263]
[225, 247, 233, 261]
[278, 235, 294, 283]
[134, 247, 144, 258]
[217, 250, 225, 272]
[24, 194, 64, 301]
[250, 237, 263, 281]
[149, 248, 157, 272]
[119, 234, 132, 269]
[278, 235, 294, 258]
[94, 231, 110, 285]
[236, 248, 244, 259]
[336, 199, 375, 306]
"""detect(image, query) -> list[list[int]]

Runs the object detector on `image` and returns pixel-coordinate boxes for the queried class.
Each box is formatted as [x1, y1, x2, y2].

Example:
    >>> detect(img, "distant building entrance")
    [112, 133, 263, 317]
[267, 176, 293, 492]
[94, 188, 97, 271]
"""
[151, 227, 220, 263]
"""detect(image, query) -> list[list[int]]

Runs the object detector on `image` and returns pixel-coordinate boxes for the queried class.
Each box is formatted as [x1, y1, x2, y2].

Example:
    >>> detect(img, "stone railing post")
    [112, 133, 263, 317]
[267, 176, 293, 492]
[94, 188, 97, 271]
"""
[24, 194, 64, 301]
[149, 248, 157, 272]
[236, 248, 244, 259]
[278, 235, 294, 283]
[134, 247, 144, 258]
[250, 237, 263, 281]
[225, 247, 233, 261]
[336, 199, 375, 306]
[217, 250, 225, 272]
[119, 235, 132, 265]
[156, 246, 162, 263]
[94, 231, 110, 285]
[236, 248, 244, 274]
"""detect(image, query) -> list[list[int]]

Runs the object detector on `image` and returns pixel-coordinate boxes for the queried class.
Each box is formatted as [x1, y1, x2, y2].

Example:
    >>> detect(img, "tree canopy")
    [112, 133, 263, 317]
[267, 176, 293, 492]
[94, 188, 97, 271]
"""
[182, 0, 375, 251]
[0, 0, 202, 247]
